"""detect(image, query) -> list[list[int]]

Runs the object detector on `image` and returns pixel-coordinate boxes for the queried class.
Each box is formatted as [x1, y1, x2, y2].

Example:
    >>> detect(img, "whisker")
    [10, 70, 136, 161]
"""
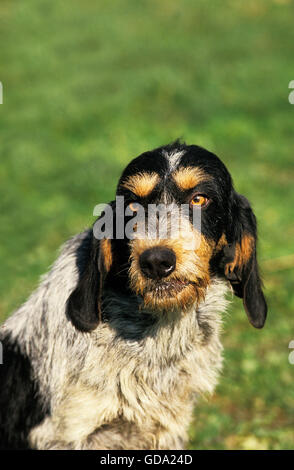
[115, 264, 130, 276]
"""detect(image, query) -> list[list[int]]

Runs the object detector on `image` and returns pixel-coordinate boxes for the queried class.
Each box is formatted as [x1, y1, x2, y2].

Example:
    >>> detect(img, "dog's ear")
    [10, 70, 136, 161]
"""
[222, 192, 267, 329]
[66, 233, 113, 332]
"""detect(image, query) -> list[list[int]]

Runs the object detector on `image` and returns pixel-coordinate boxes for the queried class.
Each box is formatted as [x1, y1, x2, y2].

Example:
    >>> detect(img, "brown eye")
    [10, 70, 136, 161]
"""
[190, 195, 209, 208]
[128, 202, 139, 212]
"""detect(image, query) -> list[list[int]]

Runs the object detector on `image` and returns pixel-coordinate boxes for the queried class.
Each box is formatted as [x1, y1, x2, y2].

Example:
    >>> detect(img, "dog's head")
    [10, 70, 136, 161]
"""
[67, 142, 267, 331]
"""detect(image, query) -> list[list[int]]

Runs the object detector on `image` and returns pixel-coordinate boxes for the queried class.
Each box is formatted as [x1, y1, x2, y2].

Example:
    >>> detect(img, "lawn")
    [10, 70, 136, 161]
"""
[0, 0, 293, 449]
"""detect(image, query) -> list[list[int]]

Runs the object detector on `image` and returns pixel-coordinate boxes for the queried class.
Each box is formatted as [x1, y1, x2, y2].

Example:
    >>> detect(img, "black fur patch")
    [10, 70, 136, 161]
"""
[0, 333, 49, 449]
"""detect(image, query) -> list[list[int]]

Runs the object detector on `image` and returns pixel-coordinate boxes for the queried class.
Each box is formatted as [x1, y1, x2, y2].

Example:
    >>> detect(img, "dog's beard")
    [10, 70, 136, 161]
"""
[141, 279, 207, 312]
[129, 263, 210, 313]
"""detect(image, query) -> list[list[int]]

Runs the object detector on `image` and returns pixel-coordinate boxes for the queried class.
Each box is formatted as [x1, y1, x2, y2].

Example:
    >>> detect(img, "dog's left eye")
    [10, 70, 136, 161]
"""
[128, 202, 140, 212]
[190, 195, 209, 208]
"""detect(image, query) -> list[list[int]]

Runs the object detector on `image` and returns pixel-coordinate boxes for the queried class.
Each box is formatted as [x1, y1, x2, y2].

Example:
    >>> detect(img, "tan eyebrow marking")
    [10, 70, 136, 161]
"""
[121, 172, 160, 197]
[172, 167, 211, 191]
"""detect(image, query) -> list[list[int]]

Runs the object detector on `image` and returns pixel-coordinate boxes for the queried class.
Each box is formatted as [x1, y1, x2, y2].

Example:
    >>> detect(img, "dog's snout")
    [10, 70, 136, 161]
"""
[139, 247, 176, 280]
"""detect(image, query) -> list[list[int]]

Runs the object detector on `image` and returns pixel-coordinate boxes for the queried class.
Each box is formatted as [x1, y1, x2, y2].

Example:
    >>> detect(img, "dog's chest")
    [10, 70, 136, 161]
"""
[30, 289, 226, 449]
[72, 308, 223, 435]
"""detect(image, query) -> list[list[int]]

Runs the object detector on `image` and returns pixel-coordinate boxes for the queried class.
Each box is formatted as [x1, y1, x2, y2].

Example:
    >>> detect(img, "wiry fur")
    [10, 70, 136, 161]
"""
[1, 231, 229, 450]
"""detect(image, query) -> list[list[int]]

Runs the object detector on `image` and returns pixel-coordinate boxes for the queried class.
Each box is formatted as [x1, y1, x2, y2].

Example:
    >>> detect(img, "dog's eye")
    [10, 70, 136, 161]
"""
[128, 202, 140, 212]
[190, 195, 209, 208]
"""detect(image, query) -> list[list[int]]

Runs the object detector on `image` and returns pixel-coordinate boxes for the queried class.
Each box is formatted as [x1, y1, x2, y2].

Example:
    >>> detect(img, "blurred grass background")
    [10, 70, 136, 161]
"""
[0, 0, 293, 449]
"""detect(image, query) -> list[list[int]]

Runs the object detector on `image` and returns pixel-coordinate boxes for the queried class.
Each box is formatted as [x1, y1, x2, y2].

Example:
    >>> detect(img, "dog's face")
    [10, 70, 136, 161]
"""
[67, 142, 267, 331]
[115, 144, 232, 313]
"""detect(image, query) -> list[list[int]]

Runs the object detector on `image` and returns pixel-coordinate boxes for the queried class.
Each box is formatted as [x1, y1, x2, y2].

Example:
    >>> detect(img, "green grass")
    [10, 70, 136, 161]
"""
[0, 0, 293, 450]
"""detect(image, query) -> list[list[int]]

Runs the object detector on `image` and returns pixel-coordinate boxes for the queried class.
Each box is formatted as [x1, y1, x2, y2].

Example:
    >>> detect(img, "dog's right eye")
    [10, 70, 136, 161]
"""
[190, 194, 210, 208]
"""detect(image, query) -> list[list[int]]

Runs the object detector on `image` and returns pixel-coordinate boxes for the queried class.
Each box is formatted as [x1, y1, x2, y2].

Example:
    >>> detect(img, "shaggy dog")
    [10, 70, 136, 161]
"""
[0, 142, 267, 449]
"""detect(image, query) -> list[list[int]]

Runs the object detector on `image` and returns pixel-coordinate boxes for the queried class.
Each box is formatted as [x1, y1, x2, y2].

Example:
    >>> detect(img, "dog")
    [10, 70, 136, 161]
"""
[0, 141, 267, 450]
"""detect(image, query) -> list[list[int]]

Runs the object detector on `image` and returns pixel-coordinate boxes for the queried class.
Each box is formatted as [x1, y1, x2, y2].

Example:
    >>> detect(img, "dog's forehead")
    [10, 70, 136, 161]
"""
[117, 144, 231, 196]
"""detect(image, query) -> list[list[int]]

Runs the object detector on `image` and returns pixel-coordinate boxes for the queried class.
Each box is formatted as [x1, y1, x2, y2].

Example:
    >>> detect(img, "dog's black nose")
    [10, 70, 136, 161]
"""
[139, 247, 176, 280]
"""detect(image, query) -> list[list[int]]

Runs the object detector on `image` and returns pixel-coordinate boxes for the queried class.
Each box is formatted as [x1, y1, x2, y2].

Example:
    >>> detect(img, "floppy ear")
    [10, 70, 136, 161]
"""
[66, 233, 113, 332]
[223, 193, 267, 329]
